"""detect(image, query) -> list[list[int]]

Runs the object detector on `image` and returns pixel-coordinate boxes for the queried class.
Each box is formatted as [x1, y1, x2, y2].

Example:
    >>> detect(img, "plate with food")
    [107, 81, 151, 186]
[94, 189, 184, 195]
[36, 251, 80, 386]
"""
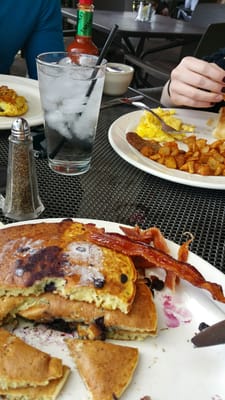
[0, 74, 43, 129]
[0, 218, 225, 400]
[108, 107, 225, 189]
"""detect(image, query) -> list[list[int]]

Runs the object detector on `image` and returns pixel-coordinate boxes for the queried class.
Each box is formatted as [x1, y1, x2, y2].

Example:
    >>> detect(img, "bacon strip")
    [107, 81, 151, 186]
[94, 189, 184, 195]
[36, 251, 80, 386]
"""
[120, 226, 178, 290]
[87, 230, 225, 304]
[120, 225, 170, 253]
[178, 233, 194, 263]
[164, 271, 179, 291]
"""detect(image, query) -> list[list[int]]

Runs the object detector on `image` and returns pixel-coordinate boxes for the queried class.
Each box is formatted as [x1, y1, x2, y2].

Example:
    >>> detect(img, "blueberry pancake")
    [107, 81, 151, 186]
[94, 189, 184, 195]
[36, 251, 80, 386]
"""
[0, 220, 137, 313]
[0, 365, 70, 400]
[0, 328, 64, 389]
[13, 281, 157, 340]
[66, 339, 138, 400]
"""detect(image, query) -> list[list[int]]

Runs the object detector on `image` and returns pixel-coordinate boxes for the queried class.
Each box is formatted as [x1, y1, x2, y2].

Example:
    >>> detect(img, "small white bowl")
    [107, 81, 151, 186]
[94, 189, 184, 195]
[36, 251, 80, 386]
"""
[103, 63, 134, 96]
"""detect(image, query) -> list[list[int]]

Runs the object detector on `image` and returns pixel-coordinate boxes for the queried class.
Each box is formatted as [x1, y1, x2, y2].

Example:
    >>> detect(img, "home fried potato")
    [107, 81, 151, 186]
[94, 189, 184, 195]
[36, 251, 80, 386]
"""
[180, 136, 225, 176]
[127, 132, 225, 176]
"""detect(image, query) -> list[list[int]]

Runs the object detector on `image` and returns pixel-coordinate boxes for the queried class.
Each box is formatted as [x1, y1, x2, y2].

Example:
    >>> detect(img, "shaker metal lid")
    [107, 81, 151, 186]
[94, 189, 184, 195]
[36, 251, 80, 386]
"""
[11, 118, 30, 139]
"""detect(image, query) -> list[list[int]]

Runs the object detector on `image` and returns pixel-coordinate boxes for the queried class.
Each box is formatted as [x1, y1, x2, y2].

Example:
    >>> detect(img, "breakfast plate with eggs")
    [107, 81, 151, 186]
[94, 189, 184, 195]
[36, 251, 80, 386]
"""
[0, 74, 43, 129]
[108, 108, 225, 189]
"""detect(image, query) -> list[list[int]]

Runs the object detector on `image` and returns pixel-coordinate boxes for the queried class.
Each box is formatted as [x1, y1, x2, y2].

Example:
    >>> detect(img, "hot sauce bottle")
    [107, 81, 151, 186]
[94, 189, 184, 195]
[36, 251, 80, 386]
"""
[67, 0, 99, 55]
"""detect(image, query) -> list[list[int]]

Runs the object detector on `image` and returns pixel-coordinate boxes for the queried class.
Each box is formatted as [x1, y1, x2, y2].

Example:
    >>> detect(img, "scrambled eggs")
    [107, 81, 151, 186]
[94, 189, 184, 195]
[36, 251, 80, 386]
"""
[135, 107, 195, 142]
[0, 85, 28, 117]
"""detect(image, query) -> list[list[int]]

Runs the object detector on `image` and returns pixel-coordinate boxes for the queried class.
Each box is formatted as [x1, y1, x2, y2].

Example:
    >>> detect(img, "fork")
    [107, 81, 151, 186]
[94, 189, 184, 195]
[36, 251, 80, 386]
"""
[121, 99, 181, 134]
[100, 95, 144, 109]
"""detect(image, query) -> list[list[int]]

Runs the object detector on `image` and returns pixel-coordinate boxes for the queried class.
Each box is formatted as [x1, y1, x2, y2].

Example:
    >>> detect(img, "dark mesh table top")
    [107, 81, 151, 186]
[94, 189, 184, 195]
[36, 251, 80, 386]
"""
[1, 99, 225, 275]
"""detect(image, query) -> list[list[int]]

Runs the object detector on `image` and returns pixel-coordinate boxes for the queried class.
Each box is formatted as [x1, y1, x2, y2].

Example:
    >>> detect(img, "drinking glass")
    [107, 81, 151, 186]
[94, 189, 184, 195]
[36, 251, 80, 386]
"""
[36, 52, 106, 175]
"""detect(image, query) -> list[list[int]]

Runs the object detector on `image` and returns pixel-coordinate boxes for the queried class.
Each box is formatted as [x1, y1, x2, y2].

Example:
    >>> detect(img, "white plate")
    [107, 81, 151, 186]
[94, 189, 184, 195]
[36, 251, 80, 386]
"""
[1, 218, 225, 400]
[108, 108, 225, 189]
[0, 74, 43, 129]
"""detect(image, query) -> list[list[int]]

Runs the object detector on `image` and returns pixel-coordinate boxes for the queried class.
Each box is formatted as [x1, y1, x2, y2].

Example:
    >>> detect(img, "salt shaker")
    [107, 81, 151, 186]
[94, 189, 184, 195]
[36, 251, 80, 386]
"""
[3, 118, 45, 221]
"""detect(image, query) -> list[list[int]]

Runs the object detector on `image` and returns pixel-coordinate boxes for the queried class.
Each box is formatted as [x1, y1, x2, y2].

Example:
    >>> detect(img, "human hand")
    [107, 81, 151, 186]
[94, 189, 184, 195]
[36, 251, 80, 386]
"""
[162, 56, 225, 108]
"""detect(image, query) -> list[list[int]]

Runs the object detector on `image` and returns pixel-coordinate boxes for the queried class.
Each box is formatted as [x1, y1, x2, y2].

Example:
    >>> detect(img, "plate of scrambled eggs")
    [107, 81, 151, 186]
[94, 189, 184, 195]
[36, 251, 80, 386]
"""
[0, 75, 43, 129]
[108, 108, 225, 189]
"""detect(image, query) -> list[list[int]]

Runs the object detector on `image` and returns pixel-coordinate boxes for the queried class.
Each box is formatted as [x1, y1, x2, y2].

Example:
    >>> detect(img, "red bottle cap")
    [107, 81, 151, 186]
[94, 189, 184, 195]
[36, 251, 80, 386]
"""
[79, 0, 93, 5]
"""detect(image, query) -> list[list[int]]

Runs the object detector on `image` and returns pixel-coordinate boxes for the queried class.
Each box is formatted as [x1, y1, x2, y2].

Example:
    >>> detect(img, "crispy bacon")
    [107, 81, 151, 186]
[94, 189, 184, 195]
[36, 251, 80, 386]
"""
[87, 229, 225, 304]
[164, 271, 179, 291]
[131, 256, 156, 270]
[168, 233, 194, 289]
[120, 225, 170, 253]
[178, 232, 194, 263]
[120, 226, 178, 290]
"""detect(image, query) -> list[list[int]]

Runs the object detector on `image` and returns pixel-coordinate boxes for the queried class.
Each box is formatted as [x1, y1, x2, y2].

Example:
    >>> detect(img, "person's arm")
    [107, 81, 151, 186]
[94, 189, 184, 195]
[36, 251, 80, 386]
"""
[160, 56, 225, 108]
[23, 0, 65, 79]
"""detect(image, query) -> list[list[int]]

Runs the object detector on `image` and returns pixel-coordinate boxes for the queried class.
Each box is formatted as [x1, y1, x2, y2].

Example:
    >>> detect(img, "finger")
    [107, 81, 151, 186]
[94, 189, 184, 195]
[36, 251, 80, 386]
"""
[186, 72, 224, 95]
[179, 57, 225, 84]
[170, 80, 224, 103]
[169, 93, 214, 108]
[170, 85, 223, 109]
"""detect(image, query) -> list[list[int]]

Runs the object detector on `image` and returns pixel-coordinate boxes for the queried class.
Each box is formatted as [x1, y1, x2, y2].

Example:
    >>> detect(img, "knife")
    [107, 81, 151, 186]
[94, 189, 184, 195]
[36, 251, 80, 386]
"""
[191, 319, 225, 347]
[100, 95, 143, 109]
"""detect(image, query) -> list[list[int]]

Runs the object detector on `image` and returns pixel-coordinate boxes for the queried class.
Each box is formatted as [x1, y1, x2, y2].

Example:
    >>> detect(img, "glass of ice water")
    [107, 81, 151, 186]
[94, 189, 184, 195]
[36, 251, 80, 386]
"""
[36, 52, 106, 175]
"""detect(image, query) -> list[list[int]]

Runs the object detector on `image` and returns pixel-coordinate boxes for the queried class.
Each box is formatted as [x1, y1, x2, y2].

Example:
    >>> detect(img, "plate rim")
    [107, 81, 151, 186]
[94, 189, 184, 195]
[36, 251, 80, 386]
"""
[108, 109, 225, 190]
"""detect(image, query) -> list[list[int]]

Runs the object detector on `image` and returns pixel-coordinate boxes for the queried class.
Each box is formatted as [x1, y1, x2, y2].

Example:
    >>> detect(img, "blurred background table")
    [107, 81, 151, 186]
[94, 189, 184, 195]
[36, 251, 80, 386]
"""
[1, 89, 225, 275]
[61, 8, 205, 57]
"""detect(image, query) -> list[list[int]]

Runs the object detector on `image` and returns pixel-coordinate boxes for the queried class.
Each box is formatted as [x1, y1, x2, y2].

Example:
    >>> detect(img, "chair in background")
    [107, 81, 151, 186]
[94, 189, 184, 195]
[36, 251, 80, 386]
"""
[62, 0, 76, 36]
[190, 2, 225, 27]
[125, 37, 181, 96]
[193, 22, 225, 58]
[125, 52, 171, 85]
[126, 21, 225, 101]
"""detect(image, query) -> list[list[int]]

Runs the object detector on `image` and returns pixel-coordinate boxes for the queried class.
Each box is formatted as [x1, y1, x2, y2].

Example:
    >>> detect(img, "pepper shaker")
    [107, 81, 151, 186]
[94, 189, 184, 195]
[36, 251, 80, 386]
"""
[3, 118, 45, 221]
